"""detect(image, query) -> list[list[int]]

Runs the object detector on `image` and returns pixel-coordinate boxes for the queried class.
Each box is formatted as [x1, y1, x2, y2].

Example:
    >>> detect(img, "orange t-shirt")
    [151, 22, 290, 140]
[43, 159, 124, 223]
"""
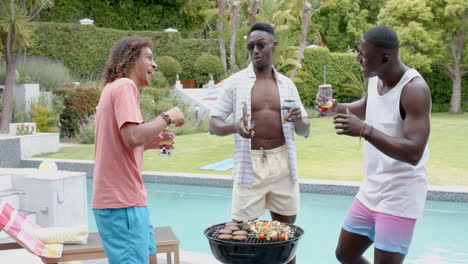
[92, 78, 146, 209]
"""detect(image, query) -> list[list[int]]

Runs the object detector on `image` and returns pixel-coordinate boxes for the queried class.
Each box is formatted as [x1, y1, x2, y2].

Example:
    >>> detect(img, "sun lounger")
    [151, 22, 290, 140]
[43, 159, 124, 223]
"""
[0, 226, 180, 264]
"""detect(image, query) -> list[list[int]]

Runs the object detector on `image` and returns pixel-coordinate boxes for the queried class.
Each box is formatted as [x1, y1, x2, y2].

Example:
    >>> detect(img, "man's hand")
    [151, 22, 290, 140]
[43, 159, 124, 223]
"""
[283, 106, 302, 123]
[333, 108, 364, 137]
[145, 129, 175, 150]
[315, 93, 337, 116]
[166, 107, 185, 127]
[234, 114, 255, 139]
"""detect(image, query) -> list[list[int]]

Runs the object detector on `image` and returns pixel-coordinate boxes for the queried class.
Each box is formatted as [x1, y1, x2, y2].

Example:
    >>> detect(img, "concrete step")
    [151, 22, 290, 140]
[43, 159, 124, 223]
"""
[0, 174, 13, 191]
[0, 190, 25, 209]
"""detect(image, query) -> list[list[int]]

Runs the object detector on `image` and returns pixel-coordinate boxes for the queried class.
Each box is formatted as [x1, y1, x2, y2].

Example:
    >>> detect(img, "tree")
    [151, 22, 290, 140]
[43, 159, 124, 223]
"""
[378, 0, 467, 114]
[290, 0, 336, 80]
[228, 0, 240, 73]
[248, 0, 259, 26]
[217, 0, 228, 74]
[312, 0, 385, 52]
[0, 0, 53, 133]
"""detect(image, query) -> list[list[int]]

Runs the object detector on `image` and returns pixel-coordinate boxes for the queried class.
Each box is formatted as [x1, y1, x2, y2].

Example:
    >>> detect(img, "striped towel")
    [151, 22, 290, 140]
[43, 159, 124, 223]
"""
[0, 199, 63, 258]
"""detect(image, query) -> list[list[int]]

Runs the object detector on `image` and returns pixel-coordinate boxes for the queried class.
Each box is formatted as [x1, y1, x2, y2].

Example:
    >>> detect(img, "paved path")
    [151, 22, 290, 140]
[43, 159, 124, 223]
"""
[0, 248, 221, 264]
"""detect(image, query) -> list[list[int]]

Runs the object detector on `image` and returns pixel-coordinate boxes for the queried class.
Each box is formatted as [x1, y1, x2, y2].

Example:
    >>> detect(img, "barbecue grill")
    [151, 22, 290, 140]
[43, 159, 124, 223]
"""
[204, 222, 304, 264]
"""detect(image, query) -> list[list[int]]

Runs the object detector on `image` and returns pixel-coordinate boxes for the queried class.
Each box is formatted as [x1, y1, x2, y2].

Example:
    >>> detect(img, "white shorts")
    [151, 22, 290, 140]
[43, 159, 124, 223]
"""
[231, 144, 300, 221]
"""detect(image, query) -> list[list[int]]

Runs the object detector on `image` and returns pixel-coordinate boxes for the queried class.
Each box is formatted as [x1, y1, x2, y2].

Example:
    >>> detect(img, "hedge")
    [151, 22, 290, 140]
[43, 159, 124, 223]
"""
[52, 87, 102, 138]
[27, 22, 219, 80]
[38, 0, 208, 33]
[297, 47, 362, 107]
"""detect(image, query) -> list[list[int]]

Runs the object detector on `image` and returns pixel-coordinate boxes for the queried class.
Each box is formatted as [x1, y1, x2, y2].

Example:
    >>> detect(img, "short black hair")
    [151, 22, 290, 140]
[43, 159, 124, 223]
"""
[363, 25, 399, 52]
[249, 22, 275, 38]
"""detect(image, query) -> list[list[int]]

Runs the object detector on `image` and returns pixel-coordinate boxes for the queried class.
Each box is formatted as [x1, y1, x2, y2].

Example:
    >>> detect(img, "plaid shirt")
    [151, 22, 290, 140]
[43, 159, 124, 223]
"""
[211, 64, 308, 187]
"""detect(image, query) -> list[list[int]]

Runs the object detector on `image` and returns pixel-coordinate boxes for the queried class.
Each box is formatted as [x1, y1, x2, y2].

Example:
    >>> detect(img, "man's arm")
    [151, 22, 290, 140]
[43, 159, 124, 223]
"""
[121, 107, 184, 149]
[294, 117, 310, 137]
[334, 78, 431, 165]
[365, 78, 431, 165]
[209, 116, 236, 136]
[209, 116, 253, 138]
[336, 95, 367, 120]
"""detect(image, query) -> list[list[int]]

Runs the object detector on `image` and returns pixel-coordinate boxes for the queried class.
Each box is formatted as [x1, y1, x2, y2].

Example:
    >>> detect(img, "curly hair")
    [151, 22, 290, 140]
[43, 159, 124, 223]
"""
[103, 36, 153, 84]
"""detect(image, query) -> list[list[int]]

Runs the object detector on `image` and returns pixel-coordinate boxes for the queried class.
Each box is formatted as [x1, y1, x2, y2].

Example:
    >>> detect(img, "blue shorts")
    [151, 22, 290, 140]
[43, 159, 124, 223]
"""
[93, 206, 156, 264]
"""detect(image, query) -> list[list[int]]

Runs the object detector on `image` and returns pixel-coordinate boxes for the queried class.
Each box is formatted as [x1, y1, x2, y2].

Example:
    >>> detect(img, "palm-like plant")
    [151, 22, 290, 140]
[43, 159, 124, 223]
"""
[0, 0, 53, 133]
[342, 71, 367, 98]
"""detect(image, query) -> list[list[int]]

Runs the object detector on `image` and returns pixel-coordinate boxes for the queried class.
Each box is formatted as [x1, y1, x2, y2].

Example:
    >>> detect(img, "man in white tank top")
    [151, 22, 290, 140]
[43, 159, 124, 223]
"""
[318, 25, 431, 263]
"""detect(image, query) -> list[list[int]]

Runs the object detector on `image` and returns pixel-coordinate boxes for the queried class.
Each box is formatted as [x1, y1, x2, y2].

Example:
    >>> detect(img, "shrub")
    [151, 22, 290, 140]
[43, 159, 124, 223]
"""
[27, 22, 219, 79]
[15, 57, 72, 91]
[155, 56, 182, 86]
[194, 53, 224, 87]
[297, 47, 361, 107]
[140, 93, 157, 122]
[79, 117, 95, 144]
[149, 72, 167, 89]
[30, 104, 59, 132]
[53, 87, 102, 137]
[38, 0, 208, 33]
[142, 86, 170, 103]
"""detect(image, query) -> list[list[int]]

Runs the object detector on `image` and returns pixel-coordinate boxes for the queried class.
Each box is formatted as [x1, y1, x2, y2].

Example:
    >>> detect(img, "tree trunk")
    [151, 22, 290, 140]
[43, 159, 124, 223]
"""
[315, 28, 325, 46]
[229, 1, 239, 74]
[249, 0, 259, 26]
[217, 0, 228, 74]
[448, 30, 464, 114]
[449, 68, 463, 114]
[290, 3, 312, 80]
[0, 61, 17, 133]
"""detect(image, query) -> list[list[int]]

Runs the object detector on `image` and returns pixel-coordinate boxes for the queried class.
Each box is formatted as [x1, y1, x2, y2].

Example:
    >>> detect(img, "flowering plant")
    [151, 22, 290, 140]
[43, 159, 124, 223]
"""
[16, 124, 35, 135]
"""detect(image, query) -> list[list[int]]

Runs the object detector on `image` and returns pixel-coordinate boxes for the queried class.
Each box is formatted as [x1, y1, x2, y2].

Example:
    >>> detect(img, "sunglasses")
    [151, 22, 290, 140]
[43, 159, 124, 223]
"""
[247, 42, 267, 52]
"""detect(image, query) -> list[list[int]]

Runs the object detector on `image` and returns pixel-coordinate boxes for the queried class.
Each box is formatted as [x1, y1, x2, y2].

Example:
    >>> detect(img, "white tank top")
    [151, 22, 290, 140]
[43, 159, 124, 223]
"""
[356, 69, 429, 219]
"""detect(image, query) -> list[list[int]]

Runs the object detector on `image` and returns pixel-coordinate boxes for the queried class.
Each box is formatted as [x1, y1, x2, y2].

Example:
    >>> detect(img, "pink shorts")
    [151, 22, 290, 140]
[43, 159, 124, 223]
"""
[343, 199, 417, 255]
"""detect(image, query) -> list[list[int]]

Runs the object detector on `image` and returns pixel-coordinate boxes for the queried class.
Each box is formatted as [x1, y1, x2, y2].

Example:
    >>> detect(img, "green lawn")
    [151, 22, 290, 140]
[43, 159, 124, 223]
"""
[37, 113, 468, 186]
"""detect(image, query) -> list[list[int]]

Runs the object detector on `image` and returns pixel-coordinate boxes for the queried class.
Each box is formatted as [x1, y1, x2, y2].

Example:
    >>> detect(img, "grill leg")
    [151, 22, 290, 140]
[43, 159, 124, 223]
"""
[167, 252, 172, 264]
[175, 248, 180, 264]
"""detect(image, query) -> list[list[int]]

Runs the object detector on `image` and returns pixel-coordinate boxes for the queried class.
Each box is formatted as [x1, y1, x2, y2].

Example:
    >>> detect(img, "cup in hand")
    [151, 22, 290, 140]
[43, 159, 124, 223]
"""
[318, 84, 334, 115]
[282, 98, 297, 123]
[159, 129, 174, 157]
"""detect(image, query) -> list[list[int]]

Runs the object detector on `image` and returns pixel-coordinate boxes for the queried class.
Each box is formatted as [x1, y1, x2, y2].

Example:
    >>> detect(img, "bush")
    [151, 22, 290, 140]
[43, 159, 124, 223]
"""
[149, 72, 167, 89]
[155, 56, 182, 86]
[38, 0, 208, 33]
[140, 93, 157, 122]
[79, 117, 95, 144]
[30, 104, 59, 132]
[297, 47, 361, 107]
[53, 87, 102, 137]
[27, 22, 219, 80]
[194, 53, 224, 87]
[15, 57, 72, 91]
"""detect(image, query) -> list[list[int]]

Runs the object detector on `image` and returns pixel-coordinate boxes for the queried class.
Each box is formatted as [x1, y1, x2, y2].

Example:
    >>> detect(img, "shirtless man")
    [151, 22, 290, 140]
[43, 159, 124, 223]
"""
[210, 22, 310, 264]
[319, 25, 431, 264]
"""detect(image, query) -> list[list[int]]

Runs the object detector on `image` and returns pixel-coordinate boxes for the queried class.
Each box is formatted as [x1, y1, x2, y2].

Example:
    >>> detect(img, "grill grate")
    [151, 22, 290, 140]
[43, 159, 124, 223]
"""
[207, 222, 302, 245]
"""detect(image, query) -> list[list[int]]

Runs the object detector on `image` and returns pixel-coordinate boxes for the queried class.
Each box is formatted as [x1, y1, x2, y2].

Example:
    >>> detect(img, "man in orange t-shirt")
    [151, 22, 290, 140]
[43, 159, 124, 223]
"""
[92, 36, 184, 264]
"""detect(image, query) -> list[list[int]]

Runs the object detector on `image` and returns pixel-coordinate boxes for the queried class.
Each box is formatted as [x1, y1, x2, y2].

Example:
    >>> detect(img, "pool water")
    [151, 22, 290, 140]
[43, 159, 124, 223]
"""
[86, 181, 468, 263]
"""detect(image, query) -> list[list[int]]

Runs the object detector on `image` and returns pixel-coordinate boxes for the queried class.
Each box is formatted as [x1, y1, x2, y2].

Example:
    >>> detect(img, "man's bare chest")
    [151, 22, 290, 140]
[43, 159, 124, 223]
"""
[250, 81, 281, 111]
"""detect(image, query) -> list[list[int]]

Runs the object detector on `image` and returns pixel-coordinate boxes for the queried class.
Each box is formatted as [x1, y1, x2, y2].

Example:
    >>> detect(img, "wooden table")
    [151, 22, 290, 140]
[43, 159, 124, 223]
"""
[0, 226, 180, 264]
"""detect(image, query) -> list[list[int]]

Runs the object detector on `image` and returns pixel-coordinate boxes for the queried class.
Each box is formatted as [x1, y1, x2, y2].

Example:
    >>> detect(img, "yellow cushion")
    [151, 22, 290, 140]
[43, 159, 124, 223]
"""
[33, 225, 89, 244]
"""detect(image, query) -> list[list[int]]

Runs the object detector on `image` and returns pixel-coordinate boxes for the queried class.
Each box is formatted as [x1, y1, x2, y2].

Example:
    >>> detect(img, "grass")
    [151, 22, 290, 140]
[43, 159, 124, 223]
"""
[37, 113, 468, 186]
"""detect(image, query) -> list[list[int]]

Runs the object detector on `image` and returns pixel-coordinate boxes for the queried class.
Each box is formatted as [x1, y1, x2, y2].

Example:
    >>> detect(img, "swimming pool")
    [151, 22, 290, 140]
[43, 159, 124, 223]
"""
[86, 180, 468, 263]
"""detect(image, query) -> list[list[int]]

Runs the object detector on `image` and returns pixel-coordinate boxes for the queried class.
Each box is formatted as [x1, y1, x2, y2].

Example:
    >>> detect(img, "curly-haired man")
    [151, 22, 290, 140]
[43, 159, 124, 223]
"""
[92, 36, 185, 264]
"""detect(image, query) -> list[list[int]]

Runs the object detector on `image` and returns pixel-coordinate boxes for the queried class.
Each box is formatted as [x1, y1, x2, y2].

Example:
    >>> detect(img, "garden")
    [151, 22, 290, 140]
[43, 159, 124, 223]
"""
[0, 0, 467, 182]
